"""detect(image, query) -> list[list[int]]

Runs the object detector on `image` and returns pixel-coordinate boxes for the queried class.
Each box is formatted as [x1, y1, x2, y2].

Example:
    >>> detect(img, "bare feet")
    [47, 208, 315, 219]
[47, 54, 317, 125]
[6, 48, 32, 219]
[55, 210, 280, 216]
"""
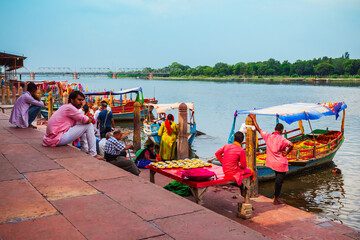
[28, 125, 37, 129]
[273, 197, 285, 205]
[94, 155, 106, 161]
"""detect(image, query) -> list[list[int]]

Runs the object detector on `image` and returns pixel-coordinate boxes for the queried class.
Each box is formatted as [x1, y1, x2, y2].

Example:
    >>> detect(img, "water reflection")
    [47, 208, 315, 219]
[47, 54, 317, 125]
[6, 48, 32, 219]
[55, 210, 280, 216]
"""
[259, 162, 346, 223]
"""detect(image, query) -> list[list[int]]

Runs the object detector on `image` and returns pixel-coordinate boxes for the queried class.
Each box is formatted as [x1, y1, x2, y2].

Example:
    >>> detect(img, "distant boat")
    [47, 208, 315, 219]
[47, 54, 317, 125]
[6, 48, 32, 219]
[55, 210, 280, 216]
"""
[143, 102, 197, 145]
[218, 102, 347, 181]
[83, 87, 157, 121]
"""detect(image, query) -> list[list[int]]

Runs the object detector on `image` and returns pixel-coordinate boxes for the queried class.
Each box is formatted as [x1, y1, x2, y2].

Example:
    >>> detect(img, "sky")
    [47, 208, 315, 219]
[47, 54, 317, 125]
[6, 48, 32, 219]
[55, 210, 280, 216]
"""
[1, 0, 360, 71]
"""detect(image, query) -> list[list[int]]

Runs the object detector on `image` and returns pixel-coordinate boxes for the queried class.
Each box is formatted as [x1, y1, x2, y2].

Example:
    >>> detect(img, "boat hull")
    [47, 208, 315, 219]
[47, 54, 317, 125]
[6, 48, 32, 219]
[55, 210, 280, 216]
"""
[113, 109, 148, 121]
[213, 137, 343, 182]
[257, 139, 343, 181]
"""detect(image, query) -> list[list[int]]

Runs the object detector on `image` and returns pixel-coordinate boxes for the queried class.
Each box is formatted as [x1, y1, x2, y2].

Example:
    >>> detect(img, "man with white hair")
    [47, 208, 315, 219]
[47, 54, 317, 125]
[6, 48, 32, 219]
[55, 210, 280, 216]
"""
[104, 129, 140, 176]
[98, 131, 112, 157]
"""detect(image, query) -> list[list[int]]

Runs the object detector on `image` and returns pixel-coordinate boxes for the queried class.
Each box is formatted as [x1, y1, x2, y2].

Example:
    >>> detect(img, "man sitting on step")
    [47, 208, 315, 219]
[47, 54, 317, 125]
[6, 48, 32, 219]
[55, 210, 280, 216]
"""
[42, 91, 104, 161]
[104, 129, 140, 176]
[9, 82, 44, 129]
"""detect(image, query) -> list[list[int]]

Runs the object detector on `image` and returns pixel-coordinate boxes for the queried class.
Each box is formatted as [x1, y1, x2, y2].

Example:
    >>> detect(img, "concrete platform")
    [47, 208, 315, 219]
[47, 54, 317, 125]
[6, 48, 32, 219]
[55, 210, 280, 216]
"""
[0, 112, 268, 239]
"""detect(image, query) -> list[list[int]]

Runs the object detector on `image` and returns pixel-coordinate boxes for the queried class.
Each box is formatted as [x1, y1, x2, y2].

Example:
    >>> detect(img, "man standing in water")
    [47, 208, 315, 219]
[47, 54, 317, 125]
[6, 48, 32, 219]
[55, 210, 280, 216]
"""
[249, 114, 294, 205]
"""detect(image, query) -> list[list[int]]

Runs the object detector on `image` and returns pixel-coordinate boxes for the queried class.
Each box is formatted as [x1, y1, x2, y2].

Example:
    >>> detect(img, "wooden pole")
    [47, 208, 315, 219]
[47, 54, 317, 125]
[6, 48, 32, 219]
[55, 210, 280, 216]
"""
[177, 103, 189, 160]
[341, 109, 345, 134]
[48, 91, 53, 119]
[11, 86, 16, 104]
[63, 92, 68, 105]
[1, 86, 5, 104]
[133, 101, 141, 152]
[6, 86, 10, 105]
[245, 114, 258, 197]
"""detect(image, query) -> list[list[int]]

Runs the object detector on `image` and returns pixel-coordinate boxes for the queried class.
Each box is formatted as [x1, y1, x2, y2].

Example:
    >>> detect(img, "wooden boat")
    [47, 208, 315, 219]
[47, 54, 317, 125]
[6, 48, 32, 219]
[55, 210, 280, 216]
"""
[84, 87, 157, 121]
[39, 81, 84, 118]
[143, 102, 197, 145]
[220, 102, 347, 181]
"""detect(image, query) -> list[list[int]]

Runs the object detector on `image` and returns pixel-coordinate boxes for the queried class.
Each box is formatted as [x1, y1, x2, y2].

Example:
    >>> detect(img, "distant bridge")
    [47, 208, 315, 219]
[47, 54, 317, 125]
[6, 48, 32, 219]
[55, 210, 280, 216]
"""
[17, 67, 171, 79]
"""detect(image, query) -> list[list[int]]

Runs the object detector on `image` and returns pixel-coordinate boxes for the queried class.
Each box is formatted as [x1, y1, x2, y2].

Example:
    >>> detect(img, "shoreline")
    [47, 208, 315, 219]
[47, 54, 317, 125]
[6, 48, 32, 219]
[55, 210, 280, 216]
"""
[154, 76, 360, 83]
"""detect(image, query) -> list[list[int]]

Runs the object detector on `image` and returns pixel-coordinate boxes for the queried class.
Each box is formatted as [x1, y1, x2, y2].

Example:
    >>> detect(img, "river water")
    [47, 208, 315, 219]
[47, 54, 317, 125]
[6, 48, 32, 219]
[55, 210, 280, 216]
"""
[34, 76, 360, 230]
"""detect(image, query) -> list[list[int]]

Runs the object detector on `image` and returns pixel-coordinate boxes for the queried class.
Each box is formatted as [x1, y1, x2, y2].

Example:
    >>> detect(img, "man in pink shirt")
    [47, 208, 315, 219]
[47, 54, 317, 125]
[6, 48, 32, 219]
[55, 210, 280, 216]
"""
[250, 114, 293, 205]
[215, 131, 252, 197]
[42, 91, 104, 160]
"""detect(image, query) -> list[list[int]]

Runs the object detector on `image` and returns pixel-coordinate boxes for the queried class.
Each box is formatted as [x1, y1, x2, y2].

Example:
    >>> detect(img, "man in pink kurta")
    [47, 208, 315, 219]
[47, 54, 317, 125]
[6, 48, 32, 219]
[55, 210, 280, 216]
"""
[250, 114, 294, 205]
[42, 91, 104, 160]
[215, 131, 252, 192]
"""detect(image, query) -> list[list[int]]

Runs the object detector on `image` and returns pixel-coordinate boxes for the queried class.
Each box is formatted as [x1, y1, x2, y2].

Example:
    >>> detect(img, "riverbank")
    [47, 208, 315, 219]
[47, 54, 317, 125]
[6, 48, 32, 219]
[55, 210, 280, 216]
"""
[0, 110, 359, 239]
[149, 76, 360, 87]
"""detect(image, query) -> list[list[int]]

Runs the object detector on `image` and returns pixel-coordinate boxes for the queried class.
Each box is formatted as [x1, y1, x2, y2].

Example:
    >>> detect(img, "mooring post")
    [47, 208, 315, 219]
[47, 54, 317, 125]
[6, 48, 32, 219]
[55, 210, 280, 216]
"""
[12, 86, 16, 104]
[63, 92, 68, 105]
[1, 86, 5, 104]
[341, 109, 345, 134]
[245, 114, 258, 197]
[48, 91, 53, 119]
[236, 114, 258, 219]
[177, 103, 189, 160]
[6, 86, 10, 105]
[133, 101, 141, 152]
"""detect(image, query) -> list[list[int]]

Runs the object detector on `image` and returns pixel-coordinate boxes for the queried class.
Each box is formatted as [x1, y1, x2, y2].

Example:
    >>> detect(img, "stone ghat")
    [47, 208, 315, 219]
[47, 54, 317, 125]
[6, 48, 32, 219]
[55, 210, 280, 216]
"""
[0, 111, 358, 240]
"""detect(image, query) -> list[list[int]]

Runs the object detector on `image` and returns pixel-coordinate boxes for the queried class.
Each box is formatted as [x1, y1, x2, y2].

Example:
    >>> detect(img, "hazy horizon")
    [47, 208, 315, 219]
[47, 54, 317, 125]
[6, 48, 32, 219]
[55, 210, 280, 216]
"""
[1, 0, 360, 71]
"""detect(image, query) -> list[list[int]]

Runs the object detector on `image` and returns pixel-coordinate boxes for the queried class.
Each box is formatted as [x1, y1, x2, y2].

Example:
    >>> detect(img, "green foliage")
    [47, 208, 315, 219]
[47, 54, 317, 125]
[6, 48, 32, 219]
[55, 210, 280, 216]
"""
[314, 62, 335, 76]
[331, 74, 339, 78]
[145, 53, 360, 78]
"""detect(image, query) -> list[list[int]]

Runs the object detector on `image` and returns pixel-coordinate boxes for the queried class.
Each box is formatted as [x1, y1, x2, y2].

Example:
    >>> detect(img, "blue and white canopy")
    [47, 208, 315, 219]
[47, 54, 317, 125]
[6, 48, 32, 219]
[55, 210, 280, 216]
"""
[83, 87, 143, 96]
[235, 102, 347, 124]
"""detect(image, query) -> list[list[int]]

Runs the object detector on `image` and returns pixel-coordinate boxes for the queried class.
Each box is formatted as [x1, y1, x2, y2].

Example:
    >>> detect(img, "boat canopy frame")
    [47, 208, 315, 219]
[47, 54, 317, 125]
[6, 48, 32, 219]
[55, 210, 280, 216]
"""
[229, 102, 347, 144]
[145, 102, 195, 123]
[83, 87, 145, 105]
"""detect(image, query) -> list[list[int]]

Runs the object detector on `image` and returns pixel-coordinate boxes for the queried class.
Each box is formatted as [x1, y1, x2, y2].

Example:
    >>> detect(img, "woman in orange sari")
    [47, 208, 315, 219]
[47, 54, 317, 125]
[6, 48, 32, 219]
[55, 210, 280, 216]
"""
[158, 114, 178, 160]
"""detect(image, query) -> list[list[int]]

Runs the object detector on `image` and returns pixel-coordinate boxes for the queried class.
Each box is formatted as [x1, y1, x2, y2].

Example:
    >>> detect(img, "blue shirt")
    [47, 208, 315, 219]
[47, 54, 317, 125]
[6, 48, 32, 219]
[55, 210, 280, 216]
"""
[97, 110, 113, 128]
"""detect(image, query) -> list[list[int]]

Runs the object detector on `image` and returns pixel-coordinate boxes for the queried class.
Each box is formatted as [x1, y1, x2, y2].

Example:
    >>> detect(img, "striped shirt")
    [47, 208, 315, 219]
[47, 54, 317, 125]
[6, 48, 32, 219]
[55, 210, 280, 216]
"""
[104, 136, 125, 156]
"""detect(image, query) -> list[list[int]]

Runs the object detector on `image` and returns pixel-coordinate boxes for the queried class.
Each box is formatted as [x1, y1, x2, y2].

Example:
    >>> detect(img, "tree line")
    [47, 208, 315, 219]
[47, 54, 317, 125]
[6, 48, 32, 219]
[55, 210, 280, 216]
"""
[145, 52, 360, 78]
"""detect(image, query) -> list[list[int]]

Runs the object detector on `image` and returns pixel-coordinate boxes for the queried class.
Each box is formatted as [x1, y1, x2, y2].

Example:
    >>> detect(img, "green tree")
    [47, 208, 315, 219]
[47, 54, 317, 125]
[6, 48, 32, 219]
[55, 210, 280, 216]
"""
[265, 68, 275, 76]
[213, 62, 231, 76]
[291, 60, 306, 75]
[279, 61, 291, 75]
[233, 62, 245, 75]
[203, 66, 213, 76]
[314, 62, 334, 76]
[342, 52, 350, 59]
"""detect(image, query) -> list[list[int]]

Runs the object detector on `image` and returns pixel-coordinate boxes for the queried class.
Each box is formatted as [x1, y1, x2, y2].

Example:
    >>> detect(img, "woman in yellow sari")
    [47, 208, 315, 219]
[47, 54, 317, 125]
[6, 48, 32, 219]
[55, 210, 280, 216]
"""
[158, 114, 178, 160]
